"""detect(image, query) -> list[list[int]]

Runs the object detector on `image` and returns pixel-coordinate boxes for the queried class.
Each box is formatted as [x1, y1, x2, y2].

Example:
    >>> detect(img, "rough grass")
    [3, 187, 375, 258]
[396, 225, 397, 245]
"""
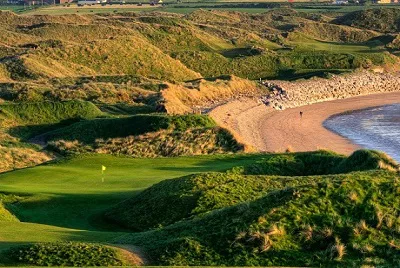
[22, 35, 201, 82]
[49, 127, 244, 157]
[244, 149, 399, 175]
[295, 22, 378, 43]
[334, 8, 400, 33]
[0, 64, 11, 82]
[0, 145, 51, 173]
[45, 114, 216, 144]
[161, 75, 260, 114]
[0, 100, 103, 126]
[8, 242, 124, 266]
[0, 76, 162, 109]
[105, 150, 399, 231]
[0, 202, 19, 222]
[117, 169, 400, 267]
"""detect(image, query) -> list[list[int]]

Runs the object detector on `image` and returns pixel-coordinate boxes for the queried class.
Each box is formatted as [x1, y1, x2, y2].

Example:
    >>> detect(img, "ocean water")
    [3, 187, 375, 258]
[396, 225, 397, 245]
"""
[324, 104, 400, 162]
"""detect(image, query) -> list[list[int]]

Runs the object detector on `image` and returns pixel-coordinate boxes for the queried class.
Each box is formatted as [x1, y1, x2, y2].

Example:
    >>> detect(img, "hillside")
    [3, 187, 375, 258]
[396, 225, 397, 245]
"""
[334, 8, 400, 33]
[106, 150, 400, 266]
[122, 170, 400, 266]
[0, 9, 398, 84]
[44, 114, 246, 157]
[105, 150, 398, 231]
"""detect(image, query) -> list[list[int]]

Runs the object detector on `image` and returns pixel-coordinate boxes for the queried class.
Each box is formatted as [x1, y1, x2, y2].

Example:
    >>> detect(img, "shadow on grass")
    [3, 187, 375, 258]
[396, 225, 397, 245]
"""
[6, 191, 141, 232]
[7, 118, 84, 141]
[220, 47, 263, 59]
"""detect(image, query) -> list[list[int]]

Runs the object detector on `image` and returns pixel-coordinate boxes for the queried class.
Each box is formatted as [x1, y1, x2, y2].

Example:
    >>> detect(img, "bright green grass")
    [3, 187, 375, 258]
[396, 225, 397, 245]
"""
[0, 222, 122, 250]
[289, 38, 387, 54]
[0, 153, 266, 258]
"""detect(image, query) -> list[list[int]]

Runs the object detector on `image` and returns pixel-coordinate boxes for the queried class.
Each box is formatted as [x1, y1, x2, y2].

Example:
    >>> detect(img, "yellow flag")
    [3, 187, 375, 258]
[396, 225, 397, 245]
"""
[102, 165, 106, 173]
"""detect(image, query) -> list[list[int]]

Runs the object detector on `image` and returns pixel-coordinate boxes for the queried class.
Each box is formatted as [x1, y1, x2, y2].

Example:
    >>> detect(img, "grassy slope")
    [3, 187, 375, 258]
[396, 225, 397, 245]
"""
[105, 150, 398, 231]
[0, 100, 104, 140]
[118, 170, 400, 266]
[51, 127, 244, 157]
[23, 35, 201, 81]
[0, 202, 19, 222]
[0, 100, 103, 126]
[45, 114, 216, 143]
[334, 8, 400, 33]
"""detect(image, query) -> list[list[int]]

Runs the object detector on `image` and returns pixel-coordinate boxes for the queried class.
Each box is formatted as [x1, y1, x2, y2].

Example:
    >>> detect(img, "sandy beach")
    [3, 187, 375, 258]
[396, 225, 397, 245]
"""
[210, 92, 400, 155]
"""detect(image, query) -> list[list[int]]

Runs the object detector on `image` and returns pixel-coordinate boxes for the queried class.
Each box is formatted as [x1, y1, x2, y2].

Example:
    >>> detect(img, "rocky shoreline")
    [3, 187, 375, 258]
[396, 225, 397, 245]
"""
[261, 70, 400, 110]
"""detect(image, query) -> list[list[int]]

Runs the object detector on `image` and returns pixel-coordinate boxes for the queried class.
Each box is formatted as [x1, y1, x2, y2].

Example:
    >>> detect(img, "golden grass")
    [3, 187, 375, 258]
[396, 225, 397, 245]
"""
[295, 22, 378, 43]
[161, 75, 260, 114]
[331, 237, 346, 261]
[25, 36, 201, 81]
[0, 64, 11, 82]
[0, 28, 40, 46]
[50, 127, 245, 157]
[0, 202, 19, 222]
[0, 145, 52, 173]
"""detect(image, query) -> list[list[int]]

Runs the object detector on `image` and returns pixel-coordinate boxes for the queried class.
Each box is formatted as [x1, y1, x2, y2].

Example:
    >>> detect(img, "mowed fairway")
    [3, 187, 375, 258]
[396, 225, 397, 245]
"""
[0, 153, 265, 260]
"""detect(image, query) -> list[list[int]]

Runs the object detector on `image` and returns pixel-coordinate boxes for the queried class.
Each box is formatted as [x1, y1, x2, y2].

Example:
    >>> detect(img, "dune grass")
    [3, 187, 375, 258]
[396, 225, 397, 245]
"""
[45, 114, 216, 143]
[118, 169, 400, 267]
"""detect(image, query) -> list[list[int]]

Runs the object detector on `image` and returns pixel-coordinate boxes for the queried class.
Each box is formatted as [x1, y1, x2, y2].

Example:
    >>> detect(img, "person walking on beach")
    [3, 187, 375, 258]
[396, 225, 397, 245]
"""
[300, 111, 303, 118]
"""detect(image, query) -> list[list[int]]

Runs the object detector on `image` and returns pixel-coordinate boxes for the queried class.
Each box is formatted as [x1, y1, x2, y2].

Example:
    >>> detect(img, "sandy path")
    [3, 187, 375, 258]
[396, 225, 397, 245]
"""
[210, 92, 400, 155]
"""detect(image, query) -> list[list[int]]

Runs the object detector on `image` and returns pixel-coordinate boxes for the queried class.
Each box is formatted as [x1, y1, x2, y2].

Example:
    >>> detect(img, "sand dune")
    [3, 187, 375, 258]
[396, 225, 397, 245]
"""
[210, 92, 400, 155]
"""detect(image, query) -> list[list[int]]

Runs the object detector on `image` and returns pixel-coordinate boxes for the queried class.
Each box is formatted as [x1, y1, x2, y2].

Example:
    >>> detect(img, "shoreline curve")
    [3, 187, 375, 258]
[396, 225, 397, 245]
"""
[210, 92, 400, 155]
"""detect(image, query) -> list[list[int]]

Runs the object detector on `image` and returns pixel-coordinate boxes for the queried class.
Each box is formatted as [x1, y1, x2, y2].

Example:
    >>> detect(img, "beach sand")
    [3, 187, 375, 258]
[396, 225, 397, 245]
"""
[210, 92, 400, 155]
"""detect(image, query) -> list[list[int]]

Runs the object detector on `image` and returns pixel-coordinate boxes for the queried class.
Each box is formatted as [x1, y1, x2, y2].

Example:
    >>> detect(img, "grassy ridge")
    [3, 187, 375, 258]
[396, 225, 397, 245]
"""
[334, 8, 400, 33]
[50, 127, 244, 157]
[172, 50, 388, 80]
[120, 170, 400, 266]
[0, 100, 103, 126]
[0, 203, 19, 222]
[105, 150, 399, 231]
[0, 100, 104, 139]
[243, 149, 399, 175]
[22, 35, 201, 81]
[45, 114, 216, 143]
